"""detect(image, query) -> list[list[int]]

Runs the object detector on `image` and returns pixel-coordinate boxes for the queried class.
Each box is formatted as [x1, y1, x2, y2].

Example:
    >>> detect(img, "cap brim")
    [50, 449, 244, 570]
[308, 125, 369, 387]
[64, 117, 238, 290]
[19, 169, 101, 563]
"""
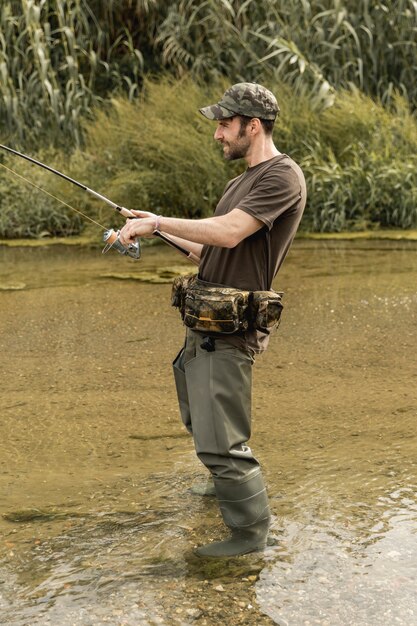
[199, 103, 236, 120]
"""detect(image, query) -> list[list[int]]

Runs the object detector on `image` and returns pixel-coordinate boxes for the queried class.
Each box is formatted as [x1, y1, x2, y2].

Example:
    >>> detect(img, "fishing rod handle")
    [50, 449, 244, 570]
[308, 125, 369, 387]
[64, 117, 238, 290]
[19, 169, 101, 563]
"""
[154, 231, 199, 266]
[86, 187, 135, 218]
[186, 251, 200, 266]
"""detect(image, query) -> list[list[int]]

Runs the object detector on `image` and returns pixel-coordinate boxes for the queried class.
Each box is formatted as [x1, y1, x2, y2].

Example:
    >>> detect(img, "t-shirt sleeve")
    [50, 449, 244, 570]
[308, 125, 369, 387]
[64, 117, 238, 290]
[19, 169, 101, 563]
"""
[235, 165, 302, 230]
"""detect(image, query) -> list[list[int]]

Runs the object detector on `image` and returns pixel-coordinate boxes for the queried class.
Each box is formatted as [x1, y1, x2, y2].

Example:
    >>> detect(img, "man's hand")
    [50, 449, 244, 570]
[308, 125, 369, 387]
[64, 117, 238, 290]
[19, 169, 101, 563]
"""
[118, 210, 158, 246]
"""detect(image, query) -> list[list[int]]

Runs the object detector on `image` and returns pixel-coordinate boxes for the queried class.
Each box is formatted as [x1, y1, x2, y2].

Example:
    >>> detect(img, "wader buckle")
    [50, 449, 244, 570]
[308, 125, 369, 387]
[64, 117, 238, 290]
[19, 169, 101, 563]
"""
[200, 337, 216, 352]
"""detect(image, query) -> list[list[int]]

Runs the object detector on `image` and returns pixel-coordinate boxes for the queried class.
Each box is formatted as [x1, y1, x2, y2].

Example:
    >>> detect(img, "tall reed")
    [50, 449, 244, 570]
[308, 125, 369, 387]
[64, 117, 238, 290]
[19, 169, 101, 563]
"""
[0, 0, 150, 148]
[0, 1, 416, 150]
[156, 0, 417, 107]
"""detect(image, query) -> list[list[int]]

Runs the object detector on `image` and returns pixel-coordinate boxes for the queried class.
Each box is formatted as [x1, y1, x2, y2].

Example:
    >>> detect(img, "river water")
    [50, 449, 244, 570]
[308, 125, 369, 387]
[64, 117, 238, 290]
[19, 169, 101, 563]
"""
[0, 239, 416, 626]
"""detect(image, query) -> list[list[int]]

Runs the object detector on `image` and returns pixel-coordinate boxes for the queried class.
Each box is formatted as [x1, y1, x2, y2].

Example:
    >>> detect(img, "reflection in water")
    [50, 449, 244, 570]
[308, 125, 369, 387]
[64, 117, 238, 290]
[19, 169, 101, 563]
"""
[0, 240, 416, 625]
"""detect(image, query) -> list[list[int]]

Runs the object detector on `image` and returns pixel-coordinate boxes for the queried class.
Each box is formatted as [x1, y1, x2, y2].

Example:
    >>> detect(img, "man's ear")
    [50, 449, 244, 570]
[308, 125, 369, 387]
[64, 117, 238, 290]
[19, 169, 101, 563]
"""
[250, 118, 262, 134]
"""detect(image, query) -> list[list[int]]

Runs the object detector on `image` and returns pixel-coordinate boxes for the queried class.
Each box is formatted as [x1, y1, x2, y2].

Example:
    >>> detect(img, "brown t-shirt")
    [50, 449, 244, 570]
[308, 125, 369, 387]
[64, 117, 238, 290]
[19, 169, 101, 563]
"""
[198, 153, 306, 353]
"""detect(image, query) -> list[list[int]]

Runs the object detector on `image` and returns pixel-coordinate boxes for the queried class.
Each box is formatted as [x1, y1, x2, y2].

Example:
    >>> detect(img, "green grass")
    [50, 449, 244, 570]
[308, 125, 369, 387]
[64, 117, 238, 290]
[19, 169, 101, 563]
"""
[0, 77, 415, 237]
[81, 78, 417, 232]
[0, 150, 83, 238]
[78, 77, 237, 223]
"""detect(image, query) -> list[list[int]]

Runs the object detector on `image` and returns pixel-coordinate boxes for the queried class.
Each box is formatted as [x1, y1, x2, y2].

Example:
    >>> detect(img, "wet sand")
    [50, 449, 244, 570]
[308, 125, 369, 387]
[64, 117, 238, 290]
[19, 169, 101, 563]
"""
[0, 240, 416, 625]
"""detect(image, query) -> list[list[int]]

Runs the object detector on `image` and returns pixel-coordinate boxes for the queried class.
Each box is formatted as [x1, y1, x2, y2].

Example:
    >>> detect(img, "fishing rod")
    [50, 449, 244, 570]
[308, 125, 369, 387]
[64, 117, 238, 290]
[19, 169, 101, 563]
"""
[0, 144, 199, 264]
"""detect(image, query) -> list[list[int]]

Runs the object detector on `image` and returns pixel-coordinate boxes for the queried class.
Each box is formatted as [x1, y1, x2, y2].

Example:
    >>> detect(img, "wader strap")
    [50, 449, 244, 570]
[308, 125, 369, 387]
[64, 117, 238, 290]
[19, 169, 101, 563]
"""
[266, 227, 272, 289]
[200, 336, 216, 352]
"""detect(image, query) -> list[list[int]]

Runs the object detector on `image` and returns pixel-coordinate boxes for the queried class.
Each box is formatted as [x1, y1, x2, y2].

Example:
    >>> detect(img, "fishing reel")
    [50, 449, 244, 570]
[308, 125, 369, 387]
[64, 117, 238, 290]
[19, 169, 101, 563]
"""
[102, 229, 141, 260]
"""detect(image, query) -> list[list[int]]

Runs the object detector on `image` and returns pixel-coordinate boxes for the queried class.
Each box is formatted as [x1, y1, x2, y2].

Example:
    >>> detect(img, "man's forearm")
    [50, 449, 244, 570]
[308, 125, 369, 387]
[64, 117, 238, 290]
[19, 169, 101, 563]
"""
[158, 215, 234, 248]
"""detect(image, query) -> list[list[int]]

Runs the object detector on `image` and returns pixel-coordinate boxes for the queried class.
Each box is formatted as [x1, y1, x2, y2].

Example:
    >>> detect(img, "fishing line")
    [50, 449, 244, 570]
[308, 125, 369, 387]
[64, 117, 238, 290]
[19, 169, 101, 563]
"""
[0, 144, 198, 263]
[0, 161, 106, 230]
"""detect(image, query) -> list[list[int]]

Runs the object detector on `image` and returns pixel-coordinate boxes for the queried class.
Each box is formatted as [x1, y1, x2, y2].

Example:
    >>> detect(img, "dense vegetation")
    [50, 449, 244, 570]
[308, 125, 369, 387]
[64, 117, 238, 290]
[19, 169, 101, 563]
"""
[0, 0, 416, 236]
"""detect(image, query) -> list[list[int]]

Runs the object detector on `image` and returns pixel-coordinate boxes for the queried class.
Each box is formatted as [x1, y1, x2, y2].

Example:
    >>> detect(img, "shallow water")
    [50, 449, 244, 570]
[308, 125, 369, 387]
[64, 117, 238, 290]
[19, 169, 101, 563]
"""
[0, 240, 416, 626]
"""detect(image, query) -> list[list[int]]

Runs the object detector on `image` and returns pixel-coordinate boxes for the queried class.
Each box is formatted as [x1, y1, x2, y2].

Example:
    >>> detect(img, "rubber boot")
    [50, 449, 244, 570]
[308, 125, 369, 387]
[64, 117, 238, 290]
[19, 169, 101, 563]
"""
[195, 471, 270, 558]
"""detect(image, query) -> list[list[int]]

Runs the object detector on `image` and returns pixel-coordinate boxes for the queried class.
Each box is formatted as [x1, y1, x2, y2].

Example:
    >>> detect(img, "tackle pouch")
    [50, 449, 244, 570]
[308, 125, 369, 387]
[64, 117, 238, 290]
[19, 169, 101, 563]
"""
[171, 275, 284, 334]
[171, 274, 197, 312]
[251, 290, 284, 333]
[172, 276, 250, 334]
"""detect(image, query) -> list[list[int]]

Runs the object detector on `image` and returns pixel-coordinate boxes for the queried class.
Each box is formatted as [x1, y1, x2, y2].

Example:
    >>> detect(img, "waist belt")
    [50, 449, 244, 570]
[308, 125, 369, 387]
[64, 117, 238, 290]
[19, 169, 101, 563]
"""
[171, 274, 283, 334]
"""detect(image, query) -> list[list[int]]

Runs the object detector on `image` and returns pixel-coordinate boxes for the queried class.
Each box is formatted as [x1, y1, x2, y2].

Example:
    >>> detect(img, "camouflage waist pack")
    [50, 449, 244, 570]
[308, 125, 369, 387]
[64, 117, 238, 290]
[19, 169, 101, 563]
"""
[171, 275, 284, 335]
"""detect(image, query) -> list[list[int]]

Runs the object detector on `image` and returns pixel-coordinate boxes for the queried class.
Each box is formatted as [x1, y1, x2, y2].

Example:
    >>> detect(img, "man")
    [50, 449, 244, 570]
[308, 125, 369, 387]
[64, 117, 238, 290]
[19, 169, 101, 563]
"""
[119, 82, 306, 557]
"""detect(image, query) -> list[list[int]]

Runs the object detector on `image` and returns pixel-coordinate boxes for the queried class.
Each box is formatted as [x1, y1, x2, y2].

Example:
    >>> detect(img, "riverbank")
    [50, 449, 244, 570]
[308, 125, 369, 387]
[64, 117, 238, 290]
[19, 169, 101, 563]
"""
[1, 229, 417, 248]
[298, 229, 417, 241]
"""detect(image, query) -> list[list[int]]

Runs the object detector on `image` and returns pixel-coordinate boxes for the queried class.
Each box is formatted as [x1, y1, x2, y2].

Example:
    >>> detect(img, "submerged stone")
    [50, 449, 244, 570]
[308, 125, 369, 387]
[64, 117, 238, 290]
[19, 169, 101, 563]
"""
[0, 282, 26, 291]
[100, 266, 194, 284]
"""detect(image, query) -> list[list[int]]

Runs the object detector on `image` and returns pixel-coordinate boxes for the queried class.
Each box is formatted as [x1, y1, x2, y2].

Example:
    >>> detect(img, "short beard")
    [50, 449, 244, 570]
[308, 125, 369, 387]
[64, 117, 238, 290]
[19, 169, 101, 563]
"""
[223, 137, 250, 161]
[222, 121, 251, 161]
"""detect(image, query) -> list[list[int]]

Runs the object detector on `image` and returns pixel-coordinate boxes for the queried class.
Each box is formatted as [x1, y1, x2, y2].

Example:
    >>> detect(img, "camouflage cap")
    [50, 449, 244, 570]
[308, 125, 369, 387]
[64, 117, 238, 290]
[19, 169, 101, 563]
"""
[199, 82, 280, 121]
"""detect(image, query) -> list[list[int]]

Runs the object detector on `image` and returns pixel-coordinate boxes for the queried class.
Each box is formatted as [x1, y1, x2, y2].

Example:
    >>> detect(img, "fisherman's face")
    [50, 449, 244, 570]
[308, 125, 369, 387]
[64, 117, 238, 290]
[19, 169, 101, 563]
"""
[214, 116, 251, 161]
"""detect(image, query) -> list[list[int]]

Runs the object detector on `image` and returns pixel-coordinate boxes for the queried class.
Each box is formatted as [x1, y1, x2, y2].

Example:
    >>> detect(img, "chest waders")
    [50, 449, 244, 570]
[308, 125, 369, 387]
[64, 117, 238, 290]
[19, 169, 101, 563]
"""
[173, 330, 271, 557]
